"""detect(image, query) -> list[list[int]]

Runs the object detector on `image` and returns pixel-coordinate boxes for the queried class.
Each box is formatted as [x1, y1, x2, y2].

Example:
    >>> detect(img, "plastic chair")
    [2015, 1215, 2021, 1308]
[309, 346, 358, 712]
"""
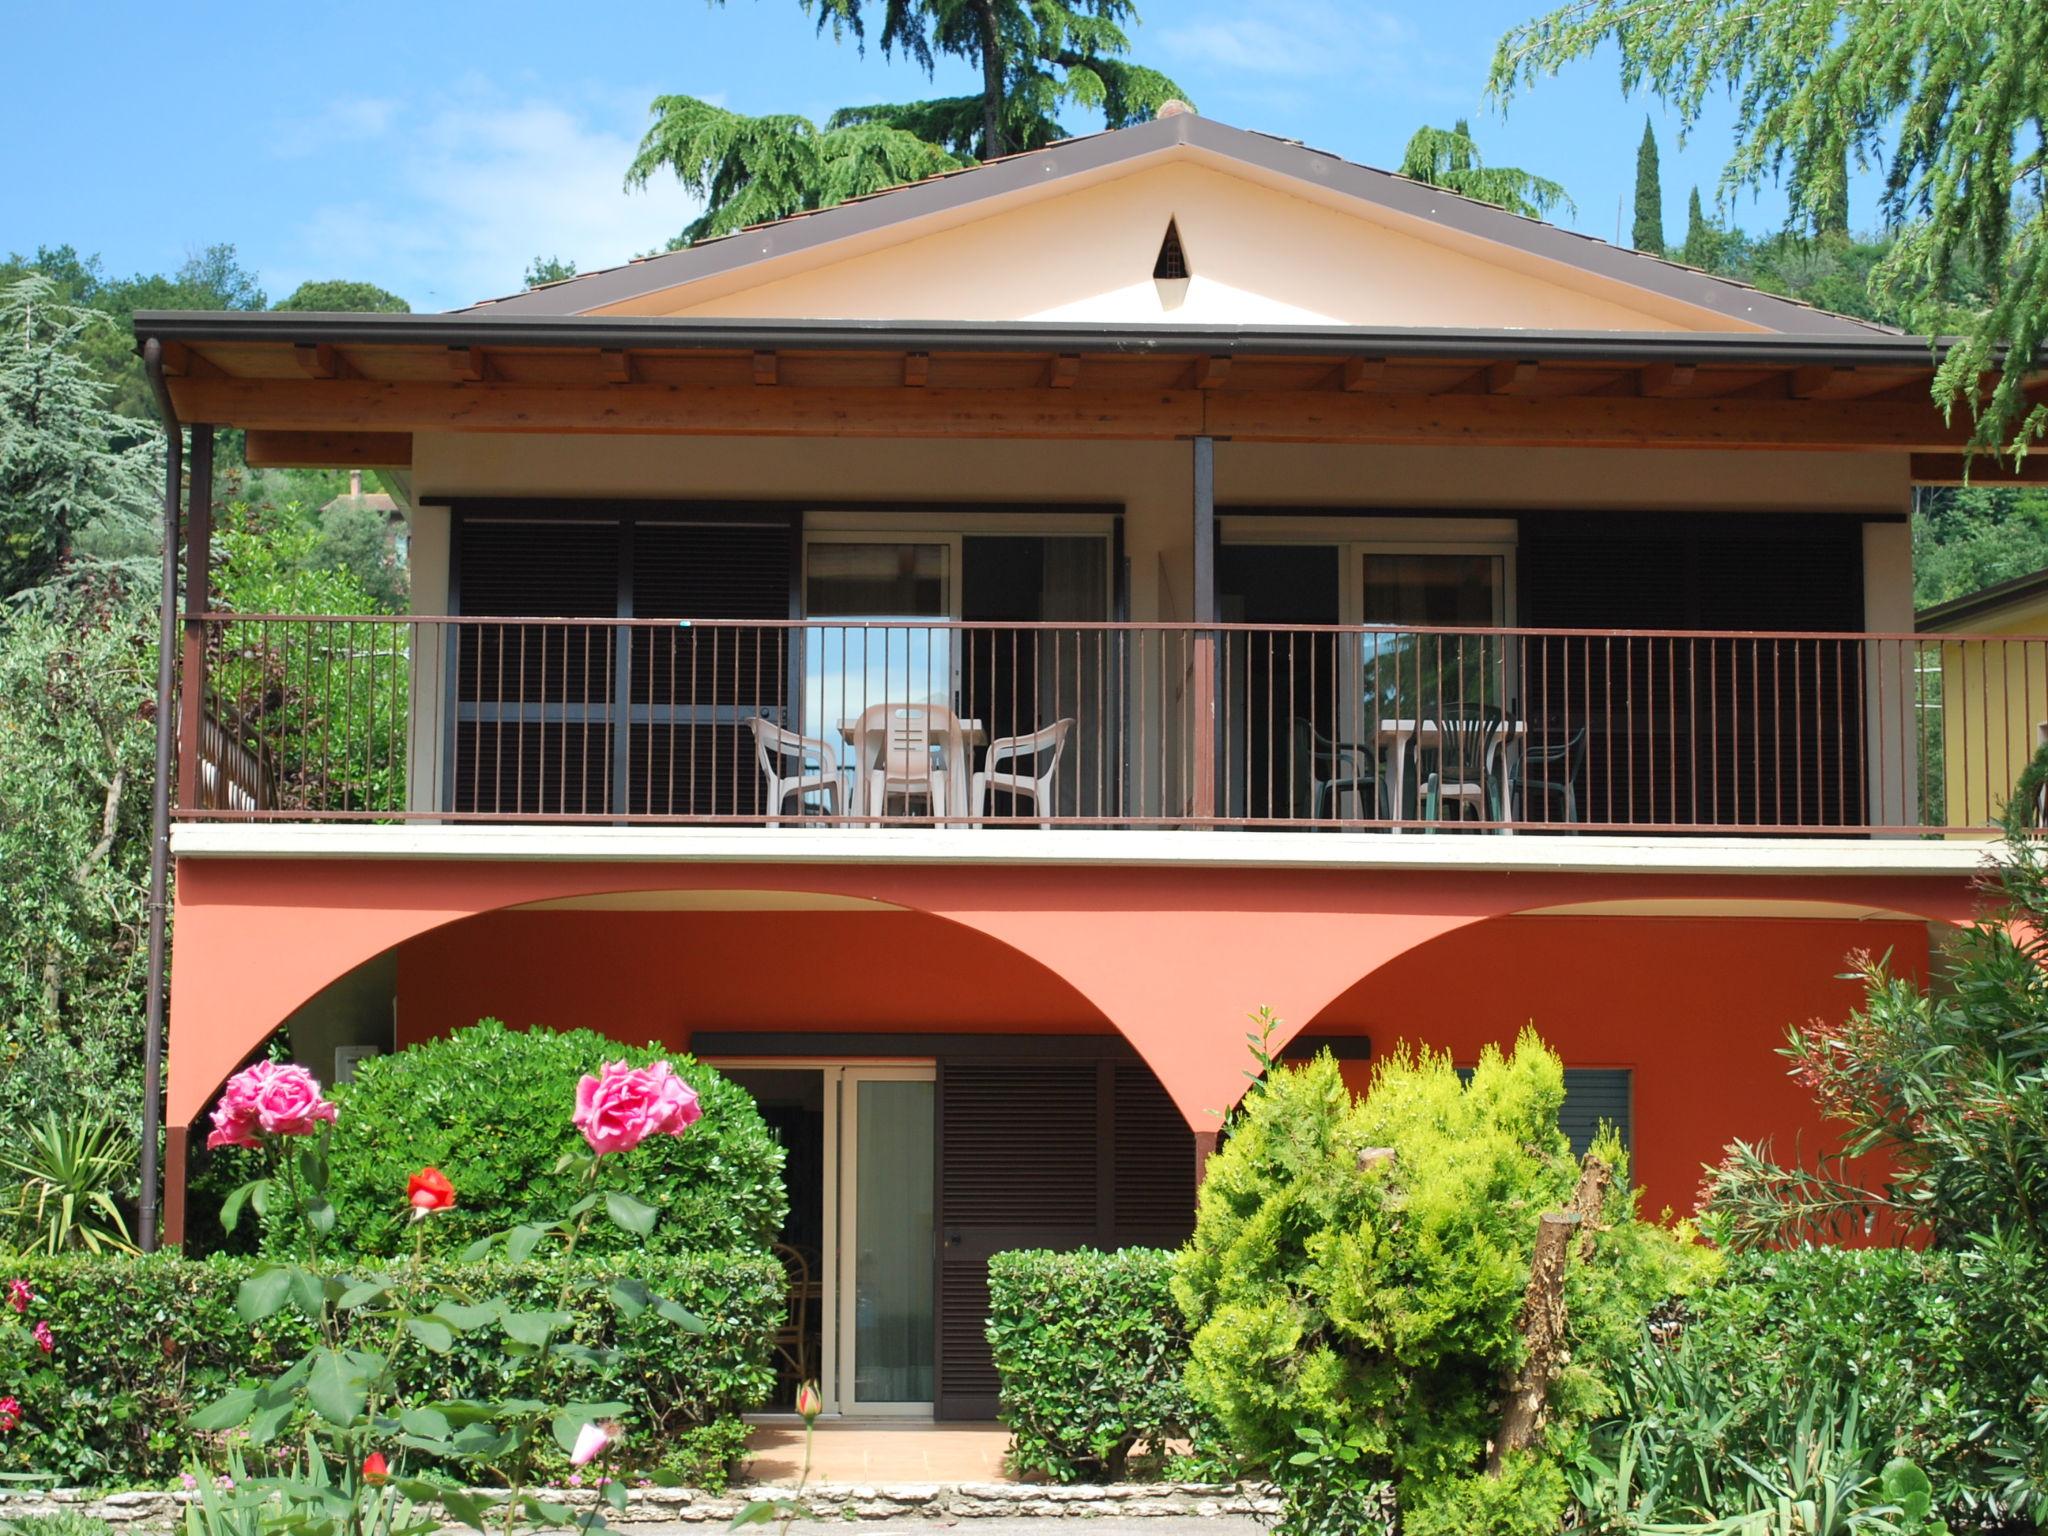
[1419, 710, 1504, 827]
[771, 1242, 813, 1391]
[1513, 721, 1589, 827]
[1289, 717, 1384, 821]
[850, 702, 966, 820]
[973, 719, 1073, 827]
[745, 716, 841, 826]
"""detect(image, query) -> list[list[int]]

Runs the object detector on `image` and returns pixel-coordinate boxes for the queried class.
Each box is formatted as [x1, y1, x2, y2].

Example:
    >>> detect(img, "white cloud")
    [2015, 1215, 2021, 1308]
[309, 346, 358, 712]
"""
[1157, 0, 1472, 112]
[278, 85, 705, 311]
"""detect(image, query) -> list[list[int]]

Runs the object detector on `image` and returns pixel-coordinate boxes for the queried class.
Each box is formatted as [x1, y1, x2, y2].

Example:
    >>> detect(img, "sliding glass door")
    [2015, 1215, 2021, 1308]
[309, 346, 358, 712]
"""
[839, 1068, 936, 1415]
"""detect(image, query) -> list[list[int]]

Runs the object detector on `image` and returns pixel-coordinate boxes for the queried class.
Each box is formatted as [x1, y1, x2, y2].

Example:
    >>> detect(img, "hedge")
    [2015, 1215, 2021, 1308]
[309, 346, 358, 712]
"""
[985, 1247, 1215, 1483]
[307, 1021, 787, 1260]
[0, 1252, 781, 1490]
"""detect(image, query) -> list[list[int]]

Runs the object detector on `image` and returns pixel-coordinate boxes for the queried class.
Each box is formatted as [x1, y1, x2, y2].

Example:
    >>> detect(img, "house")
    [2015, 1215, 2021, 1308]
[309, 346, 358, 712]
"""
[1918, 561, 2048, 829]
[138, 111, 2032, 1421]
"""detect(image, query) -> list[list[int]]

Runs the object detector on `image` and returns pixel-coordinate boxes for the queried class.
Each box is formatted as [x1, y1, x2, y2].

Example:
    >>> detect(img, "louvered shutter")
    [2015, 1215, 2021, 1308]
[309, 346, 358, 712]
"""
[931, 1054, 1194, 1419]
[452, 518, 620, 815]
[1519, 515, 1865, 828]
[1560, 1069, 1632, 1157]
[629, 521, 793, 817]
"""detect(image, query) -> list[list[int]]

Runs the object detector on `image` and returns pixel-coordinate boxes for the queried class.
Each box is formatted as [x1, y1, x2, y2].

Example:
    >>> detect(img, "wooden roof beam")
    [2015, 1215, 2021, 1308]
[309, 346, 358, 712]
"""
[167, 375, 1984, 452]
[448, 346, 490, 382]
[601, 349, 634, 385]
[904, 351, 930, 387]
[245, 430, 412, 469]
[1485, 360, 1541, 395]
[753, 350, 779, 386]
[1911, 453, 2048, 486]
[1194, 356, 1231, 390]
[293, 342, 350, 380]
[1341, 357, 1386, 392]
[1638, 362, 1696, 398]
[1047, 353, 1081, 388]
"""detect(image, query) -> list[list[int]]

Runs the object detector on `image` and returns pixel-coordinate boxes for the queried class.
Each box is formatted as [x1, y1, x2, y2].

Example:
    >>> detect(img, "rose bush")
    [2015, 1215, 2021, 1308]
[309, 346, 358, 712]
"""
[189, 1055, 717, 1536]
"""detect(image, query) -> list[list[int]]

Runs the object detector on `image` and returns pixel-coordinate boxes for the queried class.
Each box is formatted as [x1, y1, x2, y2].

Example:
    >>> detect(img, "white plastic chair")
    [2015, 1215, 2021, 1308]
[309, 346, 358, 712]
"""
[850, 702, 966, 821]
[745, 716, 842, 826]
[972, 718, 1073, 828]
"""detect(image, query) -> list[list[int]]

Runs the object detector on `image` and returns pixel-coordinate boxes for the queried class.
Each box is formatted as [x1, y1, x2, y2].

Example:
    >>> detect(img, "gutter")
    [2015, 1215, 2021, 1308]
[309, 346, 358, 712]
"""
[130, 311, 2003, 370]
[138, 339, 180, 1253]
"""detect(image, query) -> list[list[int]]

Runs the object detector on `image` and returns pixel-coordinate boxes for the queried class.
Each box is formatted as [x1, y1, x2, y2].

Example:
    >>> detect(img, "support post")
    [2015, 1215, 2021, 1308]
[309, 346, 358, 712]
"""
[1190, 435, 1217, 823]
[176, 427, 213, 811]
[1193, 1128, 1219, 1188]
[138, 343, 183, 1252]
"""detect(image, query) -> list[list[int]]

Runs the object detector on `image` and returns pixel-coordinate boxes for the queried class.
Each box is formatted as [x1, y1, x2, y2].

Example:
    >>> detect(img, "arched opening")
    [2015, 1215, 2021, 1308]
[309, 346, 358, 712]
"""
[1297, 908, 1938, 1217]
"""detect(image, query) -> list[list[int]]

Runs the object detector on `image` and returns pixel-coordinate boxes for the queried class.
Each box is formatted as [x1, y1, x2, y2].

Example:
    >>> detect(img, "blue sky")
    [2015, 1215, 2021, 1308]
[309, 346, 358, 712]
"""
[4, 1, 1852, 313]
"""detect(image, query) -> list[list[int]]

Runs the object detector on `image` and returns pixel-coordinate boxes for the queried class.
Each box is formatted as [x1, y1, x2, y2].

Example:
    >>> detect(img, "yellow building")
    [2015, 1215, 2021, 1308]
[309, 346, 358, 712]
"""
[1919, 568, 2048, 831]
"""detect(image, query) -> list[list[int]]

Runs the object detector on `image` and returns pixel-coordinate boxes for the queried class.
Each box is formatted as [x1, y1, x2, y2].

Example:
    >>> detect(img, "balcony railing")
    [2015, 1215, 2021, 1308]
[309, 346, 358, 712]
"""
[175, 614, 2042, 835]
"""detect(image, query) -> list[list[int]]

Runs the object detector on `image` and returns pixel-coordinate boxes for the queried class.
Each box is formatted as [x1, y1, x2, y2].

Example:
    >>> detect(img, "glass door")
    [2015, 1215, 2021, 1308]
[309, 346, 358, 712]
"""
[838, 1067, 936, 1415]
[802, 538, 959, 744]
[1358, 548, 1511, 719]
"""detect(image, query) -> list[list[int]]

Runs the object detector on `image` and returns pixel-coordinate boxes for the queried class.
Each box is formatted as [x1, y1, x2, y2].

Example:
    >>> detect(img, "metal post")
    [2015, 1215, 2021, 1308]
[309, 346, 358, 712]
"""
[177, 428, 213, 810]
[138, 341, 182, 1253]
[1190, 436, 1217, 822]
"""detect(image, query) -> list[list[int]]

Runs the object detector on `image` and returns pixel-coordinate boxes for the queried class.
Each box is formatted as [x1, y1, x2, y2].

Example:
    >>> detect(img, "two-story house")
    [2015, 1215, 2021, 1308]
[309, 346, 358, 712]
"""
[138, 112, 2026, 1421]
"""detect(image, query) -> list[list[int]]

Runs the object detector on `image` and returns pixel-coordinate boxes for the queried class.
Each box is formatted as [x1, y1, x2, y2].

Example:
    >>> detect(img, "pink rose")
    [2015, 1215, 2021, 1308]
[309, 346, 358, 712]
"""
[569, 1421, 617, 1466]
[32, 1320, 52, 1353]
[0, 1396, 19, 1433]
[572, 1060, 700, 1156]
[6, 1279, 30, 1314]
[206, 1061, 337, 1150]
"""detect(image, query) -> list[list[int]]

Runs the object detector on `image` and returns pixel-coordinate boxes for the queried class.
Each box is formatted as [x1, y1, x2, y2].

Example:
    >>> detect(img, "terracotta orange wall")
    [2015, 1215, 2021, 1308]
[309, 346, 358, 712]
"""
[1312, 915, 1929, 1220]
[395, 908, 1114, 1050]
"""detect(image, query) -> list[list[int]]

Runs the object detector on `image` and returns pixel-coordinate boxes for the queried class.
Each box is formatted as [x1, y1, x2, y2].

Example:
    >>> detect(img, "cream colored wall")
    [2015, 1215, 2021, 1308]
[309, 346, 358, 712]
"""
[644, 161, 1733, 331]
[1932, 591, 2048, 831]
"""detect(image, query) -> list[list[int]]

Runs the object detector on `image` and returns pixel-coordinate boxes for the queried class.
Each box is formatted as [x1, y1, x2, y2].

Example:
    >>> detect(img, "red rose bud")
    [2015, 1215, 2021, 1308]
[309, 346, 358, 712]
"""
[795, 1380, 822, 1424]
[407, 1167, 455, 1211]
[362, 1452, 389, 1484]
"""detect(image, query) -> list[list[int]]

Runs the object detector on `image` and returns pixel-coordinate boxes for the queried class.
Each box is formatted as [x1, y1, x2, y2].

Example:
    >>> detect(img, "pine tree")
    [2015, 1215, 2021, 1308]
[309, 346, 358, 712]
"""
[1397, 119, 1573, 219]
[1490, 0, 2048, 457]
[1632, 117, 1664, 253]
[639, 0, 1189, 245]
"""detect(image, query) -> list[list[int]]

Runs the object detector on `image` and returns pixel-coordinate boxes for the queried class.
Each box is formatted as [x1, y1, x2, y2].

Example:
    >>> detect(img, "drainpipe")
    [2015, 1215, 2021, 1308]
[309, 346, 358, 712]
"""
[139, 338, 182, 1253]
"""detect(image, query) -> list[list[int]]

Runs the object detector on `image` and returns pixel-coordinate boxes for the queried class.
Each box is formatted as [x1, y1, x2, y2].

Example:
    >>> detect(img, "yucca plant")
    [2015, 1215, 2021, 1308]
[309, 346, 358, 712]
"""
[0, 1110, 137, 1256]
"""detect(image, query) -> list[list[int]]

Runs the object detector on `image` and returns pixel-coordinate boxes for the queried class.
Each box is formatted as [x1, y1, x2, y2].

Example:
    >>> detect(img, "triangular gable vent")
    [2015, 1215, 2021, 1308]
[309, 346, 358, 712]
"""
[1152, 219, 1190, 280]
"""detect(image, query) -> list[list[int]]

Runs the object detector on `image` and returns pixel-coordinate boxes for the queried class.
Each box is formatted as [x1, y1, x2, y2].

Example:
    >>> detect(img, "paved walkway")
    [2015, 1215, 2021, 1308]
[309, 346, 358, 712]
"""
[743, 1421, 1012, 1484]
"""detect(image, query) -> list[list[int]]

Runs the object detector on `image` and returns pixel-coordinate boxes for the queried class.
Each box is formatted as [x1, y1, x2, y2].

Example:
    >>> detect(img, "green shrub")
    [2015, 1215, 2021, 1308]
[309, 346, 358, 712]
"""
[0, 1251, 779, 1489]
[986, 1247, 1216, 1482]
[1575, 1245, 2039, 1528]
[317, 1020, 786, 1259]
[0, 1516, 117, 1536]
[1174, 1033, 1708, 1536]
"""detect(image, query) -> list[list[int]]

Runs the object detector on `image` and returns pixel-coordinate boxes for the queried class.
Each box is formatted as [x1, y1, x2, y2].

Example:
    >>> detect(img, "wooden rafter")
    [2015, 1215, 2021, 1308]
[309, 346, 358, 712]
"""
[1341, 357, 1385, 392]
[1638, 363, 1696, 398]
[904, 352, 930, 387]
[244, 430, 413, 469]
[293, 342, 346, 380]
[448, 346, 490, 382]
[1194, 356, 1231, 390]
[753, 350, 779, 386]
[1047, 353, 1081, 388]
[601, 349, 634, 385]
[1485, 360, 1541, 395]
[166, 374, 1982, 452]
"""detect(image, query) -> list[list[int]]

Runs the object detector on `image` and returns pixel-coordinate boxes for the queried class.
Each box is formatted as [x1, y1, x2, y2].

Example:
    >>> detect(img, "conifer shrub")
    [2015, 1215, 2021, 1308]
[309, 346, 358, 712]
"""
[1174, 1029, 1709, 1536]
[317, 1020, 786, 1259]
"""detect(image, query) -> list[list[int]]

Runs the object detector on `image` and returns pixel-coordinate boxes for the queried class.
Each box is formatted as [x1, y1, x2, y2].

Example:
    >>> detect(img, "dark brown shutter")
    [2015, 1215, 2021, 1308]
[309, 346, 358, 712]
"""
[933, 1052, 1194, 1419]
[453, 518, 620, 815]
[1519, 514, 1865, 828]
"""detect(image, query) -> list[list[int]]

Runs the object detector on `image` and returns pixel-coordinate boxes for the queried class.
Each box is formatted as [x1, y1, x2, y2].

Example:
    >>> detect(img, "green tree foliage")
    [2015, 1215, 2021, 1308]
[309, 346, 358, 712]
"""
[0, 244, 267, 420]
[1490, 0, 2048, 458]
[1174, 1033, 1707, 1536]
[1697, 780, 2048, 1519]
[522, 255, 578, 288]
[272, 279, 410, 313]
[633, 0, 1187, 244]
[628, 100, 970, 245]
[315, 1020, 787, 1260]
[1679, 186, 1719, 269]
[1913, 484, 2048, 610]
[0, 276, 160, 600]
[1631, 118, 1662, 254]
[1397, 119, 1573, 220]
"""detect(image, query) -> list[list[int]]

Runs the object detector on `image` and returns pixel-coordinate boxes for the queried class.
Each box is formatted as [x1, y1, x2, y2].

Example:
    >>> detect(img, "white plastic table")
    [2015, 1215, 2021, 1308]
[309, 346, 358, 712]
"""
[1376, 718, 1526, 833]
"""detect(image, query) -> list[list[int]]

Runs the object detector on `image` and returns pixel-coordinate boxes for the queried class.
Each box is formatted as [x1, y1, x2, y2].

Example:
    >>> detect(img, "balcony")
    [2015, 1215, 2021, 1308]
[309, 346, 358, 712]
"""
[176, 615, 2026, 836]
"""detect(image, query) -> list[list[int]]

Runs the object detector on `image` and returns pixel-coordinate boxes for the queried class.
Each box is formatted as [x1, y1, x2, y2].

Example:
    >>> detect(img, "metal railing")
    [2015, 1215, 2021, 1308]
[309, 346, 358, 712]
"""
[175, 614, 2048, 835]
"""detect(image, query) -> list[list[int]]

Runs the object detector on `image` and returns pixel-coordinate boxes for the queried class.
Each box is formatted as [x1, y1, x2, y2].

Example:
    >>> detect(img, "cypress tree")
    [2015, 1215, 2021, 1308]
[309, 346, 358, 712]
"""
[1632, 116, 1664, 254]
[1682, 186, 1712, 268]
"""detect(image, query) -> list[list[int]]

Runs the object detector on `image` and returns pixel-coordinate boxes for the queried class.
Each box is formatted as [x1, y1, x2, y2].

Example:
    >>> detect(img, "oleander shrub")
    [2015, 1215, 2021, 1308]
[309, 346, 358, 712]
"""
[316, 1020, 786, 1259]
[1174, 1033, 1710, 1536]
[986, 1247, 1217, 1482]
[0, 1252, 780, 1489]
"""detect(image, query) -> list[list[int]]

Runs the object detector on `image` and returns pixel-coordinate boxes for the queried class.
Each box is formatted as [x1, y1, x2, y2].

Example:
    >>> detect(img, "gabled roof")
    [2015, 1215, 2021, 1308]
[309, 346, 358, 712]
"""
[466, 112, 1888, 336]
[1918, 566, 2048, 631]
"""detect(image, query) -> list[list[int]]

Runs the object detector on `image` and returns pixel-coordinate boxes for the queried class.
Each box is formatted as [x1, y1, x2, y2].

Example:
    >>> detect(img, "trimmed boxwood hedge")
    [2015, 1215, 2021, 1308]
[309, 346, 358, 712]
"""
[310, 1020, 788, 1260]
[985, 1247, 1216, 1483]
[0, 1252, 781, 1490]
